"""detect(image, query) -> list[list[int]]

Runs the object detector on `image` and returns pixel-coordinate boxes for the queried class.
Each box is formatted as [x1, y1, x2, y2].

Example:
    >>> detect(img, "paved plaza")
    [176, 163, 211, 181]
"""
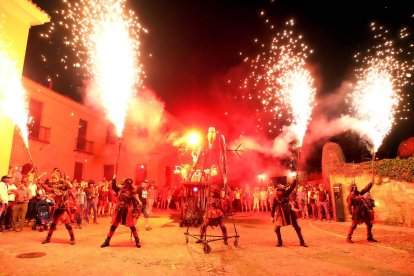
[1, 210, 414, 276]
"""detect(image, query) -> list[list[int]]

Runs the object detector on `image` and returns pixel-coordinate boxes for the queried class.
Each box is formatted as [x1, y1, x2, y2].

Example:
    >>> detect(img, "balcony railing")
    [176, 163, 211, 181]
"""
[75, 138, 94, 154]
[29, 125, 50, 143]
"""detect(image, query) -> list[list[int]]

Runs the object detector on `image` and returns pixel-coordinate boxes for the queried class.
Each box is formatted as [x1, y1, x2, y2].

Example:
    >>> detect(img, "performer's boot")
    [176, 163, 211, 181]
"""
[135, 237, 141, 248]
[221, 225, 228, 245]
[347, 223, 356, 243]
[130, 226, 141, 248]
[66, 224, 75, 245]
[197, 226, 206, 243]
[69, 232, 75, 245]
[275, 227, 282, 247]
[295, 228, 308, 247]
[366, 223, 377, 242]
[42, 234, 51, 244]
[101, 237, 111, 248]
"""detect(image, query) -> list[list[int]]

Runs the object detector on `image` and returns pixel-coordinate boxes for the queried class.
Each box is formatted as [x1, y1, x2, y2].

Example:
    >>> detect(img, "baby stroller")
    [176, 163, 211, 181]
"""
[32, 199, 52, 232]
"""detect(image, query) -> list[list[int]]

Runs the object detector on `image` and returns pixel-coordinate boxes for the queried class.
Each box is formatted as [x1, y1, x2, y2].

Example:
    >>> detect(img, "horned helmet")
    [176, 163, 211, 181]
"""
[349, 181, 358, 192]
[117, 178, 133, 189]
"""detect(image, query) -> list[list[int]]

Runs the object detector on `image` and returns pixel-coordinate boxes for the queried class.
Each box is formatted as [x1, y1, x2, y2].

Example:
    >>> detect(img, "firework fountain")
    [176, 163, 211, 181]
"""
[350, 23, 413, 177]
[244, 19, 316, 175]
[47, 0, 145, 173]
[0, 24, 34, 166]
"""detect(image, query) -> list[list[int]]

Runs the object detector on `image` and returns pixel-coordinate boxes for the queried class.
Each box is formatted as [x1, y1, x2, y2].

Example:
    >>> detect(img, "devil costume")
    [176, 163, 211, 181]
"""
[101, 177, 142, 248]
[41, 179, 77, 245]
[346, 181, 377, 243]
[197, 187, 228, 245]
[270, 180, 307, 247]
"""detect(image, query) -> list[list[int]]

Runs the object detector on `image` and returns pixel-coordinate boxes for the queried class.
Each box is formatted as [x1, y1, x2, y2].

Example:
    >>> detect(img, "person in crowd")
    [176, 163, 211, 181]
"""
[74, 181, 86, 229]
[147, 183, 157, 214]
[308, 186, 318, 219]
[242, 184, 252, 212]
[0, 175, 10, 232]
[26, 173, 39, 224]
[5, 176, 17, 230]
[85, 180, 99, 224]
[172, 184, 182, 210]
[271, 180, 308, 247]
[196, 186, 228, 245]
[252, 186, 260, 212]
[11, 166, 22, 182]
[346, 180, 377, 243]
[12, 178, 30, 231]
[259, 187, 268, 212]
[50, 168, 62, 183]
[98, 181, 109, 217]
[296, 185, 308, 219]
[101, 176, 142, 248]
[41, 176, 77, 245]
[159, 186, 168, 209]
[167, 187, 173, 210]
[316, 184, 331, 221]
[233, 187, 241, 212]
[136, 179, 151, 230]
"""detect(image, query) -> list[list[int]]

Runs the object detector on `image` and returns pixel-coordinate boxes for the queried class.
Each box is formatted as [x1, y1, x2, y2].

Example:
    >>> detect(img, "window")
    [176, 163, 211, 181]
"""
[103, 164, 114, 181]
[74, 162, 83, 182]
[28, 98, 42, 138]
[28, 98, 50, 143]
[76, 119, 87, 151]
[74, 119, 94, 153]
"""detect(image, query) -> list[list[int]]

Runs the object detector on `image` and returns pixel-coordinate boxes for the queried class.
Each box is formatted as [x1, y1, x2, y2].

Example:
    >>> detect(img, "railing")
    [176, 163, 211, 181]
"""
[75, 138, 94, 154]
[29, 125, 50, 143]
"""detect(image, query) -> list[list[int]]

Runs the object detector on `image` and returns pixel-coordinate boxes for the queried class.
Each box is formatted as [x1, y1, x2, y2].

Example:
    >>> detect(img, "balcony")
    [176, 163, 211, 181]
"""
[75, 138, 94, 154]
[28, 125, 50, 143]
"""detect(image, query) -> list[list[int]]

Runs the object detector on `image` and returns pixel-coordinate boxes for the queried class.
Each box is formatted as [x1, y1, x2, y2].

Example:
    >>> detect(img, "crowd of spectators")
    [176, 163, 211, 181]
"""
[0, 165, 333, 235]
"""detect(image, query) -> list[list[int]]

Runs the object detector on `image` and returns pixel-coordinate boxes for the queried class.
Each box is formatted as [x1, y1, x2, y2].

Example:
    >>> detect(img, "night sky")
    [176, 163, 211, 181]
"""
[23, 0, 414, 169]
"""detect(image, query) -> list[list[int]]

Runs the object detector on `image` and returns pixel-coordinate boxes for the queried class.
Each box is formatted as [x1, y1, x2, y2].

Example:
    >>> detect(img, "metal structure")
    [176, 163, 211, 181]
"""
[175, 128, 239, 253]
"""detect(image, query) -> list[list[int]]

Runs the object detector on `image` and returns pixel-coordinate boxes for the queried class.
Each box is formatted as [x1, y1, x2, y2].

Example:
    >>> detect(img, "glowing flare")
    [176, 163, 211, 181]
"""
[0, 29, 30, 148]
[279, 63, 315, 146]
[351, 22, 411, 153]
[352, 68, 397, 152]
[244, 19, 316, 145]
[187, 131, 202, 147]
[89, 4, 138, 137]
[42, 0, 145, 137]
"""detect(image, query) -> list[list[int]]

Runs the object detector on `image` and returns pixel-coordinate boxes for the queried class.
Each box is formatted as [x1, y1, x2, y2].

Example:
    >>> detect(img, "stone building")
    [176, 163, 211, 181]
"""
[322, 142, 414, 227]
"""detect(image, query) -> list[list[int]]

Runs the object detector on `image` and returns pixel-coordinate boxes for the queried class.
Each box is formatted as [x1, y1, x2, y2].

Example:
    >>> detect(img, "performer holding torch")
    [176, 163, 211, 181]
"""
[101, 176, 142, 248]
[346, 179, 377, 243]
[270, 179, 308, 247]
[41, 170, 77, 245]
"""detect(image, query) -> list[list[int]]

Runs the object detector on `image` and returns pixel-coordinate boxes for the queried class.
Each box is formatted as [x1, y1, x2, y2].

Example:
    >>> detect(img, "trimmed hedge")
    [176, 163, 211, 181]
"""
[322, 142, 414, 182]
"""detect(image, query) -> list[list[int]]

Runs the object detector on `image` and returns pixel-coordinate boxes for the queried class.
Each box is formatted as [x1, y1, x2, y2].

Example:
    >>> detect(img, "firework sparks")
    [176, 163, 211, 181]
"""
[42, 0, 146, 137]
[350, 22, 413, 153]
[0, 23, 30, 148]
[244, 19, 316, 145]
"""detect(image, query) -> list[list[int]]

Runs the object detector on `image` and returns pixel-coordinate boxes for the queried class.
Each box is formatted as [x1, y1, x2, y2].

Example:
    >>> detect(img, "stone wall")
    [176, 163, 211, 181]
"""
[323, 142, 414, 227]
